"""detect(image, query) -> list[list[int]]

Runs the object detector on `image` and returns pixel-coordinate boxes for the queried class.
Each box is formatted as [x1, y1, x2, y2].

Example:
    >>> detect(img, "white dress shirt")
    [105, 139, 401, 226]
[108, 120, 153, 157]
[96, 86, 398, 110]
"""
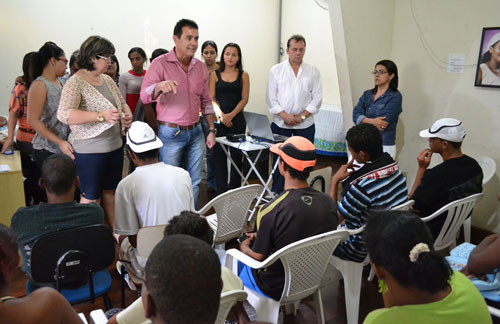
[266, 60, 322, 129]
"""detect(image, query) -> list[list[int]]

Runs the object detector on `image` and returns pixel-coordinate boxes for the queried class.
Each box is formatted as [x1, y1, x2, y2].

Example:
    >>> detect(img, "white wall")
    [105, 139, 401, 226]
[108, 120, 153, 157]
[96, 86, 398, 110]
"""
[391, 0, 500, 229]
[335, 0, 500, 230]
[0, 0, 280, 116]
[281, 0, 341, 108]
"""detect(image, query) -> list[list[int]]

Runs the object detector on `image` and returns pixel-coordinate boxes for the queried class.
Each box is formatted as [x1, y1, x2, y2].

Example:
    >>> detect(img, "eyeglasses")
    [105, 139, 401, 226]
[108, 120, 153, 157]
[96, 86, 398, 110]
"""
[97, 55, 112, 62]
[371, 70, 388, 76]
[56, 58, 68, 64]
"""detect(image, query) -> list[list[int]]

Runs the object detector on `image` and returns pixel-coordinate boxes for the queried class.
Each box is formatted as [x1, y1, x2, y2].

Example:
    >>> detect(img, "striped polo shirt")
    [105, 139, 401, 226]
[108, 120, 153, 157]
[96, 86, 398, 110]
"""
[334, 153, 408, 262]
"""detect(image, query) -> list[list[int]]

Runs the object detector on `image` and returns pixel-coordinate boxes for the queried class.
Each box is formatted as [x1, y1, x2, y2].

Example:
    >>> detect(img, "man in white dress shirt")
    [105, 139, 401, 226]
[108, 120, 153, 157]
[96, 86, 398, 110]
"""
[266, 34, 322, 193]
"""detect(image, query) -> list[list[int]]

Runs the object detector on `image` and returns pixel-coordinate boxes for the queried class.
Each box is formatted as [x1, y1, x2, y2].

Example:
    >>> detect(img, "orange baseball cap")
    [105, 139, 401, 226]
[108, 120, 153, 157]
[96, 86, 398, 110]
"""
[270, 136, 316, 171]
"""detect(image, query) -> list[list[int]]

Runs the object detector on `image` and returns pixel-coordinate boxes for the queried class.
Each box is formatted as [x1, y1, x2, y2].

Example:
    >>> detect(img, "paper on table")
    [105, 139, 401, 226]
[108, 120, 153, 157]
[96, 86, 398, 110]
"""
[0, 165, 11, 172]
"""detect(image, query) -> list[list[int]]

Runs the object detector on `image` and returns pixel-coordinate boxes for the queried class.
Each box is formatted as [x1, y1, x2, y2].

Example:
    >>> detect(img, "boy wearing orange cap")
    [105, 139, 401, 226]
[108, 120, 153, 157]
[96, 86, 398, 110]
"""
[238, 136, 338, 300]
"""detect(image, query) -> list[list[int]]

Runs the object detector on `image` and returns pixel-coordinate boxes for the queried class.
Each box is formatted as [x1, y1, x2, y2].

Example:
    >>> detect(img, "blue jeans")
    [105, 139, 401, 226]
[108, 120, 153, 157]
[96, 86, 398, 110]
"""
[270, 123, 316, 194]
[158, 124, 204, 208]
[200, 116, 217, 190]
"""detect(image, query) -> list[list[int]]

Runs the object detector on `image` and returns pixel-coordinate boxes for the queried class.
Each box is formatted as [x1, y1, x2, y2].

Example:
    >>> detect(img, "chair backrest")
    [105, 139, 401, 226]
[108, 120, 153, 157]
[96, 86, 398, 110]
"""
[391, 199, 415, 211]
[214, 290, 247, 324]
[198, 184, 262, 244]
[307, 167, 332, 193]
[265, 229, 349, 303]
[31, 225, 115, 285]
[136, 224, 167, 264]
[477, 156, 496, 185]
[422, 193, 483, 250]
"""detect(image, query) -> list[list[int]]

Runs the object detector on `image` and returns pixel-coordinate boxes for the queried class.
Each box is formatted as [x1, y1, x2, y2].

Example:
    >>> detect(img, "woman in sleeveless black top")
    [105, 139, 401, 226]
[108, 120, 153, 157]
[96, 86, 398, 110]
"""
[209, 43, 250, 194]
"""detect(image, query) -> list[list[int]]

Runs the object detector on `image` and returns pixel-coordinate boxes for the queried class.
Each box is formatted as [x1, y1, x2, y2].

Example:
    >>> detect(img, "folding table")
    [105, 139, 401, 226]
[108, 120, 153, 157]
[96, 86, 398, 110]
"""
[215, 136, 280, 221]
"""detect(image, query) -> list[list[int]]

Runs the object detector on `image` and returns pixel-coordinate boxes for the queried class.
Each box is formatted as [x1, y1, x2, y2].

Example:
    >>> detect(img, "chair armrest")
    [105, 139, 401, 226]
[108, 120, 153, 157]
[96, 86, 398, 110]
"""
[225, 248, 265, 270]
[89, 309, 108, 324]
[225, 248, 282, 272]
[347, 225, 365, 235]
[196, 202, 215, 215]
[78, 313, 89, 324]
[489, 306, 500, 318]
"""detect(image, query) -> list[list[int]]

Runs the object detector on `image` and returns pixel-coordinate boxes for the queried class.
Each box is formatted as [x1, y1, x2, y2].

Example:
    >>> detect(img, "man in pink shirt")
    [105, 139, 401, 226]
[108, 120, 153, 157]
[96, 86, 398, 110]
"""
[141, 19, 217, 207]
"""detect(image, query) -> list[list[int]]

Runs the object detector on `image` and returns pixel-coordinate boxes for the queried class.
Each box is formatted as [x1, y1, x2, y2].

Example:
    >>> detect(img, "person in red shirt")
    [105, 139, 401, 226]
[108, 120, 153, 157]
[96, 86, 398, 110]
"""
[140, 19, 216, 208]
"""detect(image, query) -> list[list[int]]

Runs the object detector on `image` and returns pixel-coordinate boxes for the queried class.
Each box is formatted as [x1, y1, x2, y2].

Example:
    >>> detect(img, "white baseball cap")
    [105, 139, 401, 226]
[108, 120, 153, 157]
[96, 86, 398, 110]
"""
[126, 121, 163, 153]
[419, 118, 466, 142]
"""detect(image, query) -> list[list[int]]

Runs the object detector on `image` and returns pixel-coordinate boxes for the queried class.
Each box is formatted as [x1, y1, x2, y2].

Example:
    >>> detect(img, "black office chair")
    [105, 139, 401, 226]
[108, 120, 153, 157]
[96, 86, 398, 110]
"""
[27, 224, 115, 309]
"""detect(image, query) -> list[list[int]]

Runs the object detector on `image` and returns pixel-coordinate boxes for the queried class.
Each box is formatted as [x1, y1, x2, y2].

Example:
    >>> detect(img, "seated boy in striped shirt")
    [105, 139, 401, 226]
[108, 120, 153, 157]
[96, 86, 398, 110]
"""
[329, 123, 408, 262]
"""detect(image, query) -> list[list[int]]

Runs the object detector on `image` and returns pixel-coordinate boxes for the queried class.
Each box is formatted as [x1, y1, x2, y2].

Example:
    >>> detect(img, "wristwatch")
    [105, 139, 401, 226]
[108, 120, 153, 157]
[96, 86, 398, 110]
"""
[301, 114, 306, 121]
[97, 112, 104, 122]
[208, 128, 217, 135]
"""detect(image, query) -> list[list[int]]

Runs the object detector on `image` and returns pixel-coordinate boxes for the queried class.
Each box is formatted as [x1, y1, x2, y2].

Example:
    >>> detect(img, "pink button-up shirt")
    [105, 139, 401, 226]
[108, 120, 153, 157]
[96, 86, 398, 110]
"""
[140, 49, 214, 126]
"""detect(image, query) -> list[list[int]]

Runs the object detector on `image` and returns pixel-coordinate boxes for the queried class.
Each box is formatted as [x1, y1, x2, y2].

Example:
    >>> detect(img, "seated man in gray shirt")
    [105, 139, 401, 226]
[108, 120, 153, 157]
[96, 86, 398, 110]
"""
[11, 154, 104, 279]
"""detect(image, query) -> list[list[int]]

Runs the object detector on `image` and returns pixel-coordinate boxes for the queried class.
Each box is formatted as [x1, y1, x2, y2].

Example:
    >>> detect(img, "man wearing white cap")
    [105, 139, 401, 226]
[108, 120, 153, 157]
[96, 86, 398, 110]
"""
[409, 118, 483, 238]
[115, 121, 195, 280]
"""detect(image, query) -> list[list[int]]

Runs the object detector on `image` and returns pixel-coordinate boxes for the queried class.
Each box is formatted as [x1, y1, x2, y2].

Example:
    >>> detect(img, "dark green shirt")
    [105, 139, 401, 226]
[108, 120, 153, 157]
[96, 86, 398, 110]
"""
[11, 201, 104, 274]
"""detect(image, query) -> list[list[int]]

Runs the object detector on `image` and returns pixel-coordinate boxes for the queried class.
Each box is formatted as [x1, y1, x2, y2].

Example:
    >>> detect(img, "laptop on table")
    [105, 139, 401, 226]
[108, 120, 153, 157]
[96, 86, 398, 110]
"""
[243, 111, 288, 144]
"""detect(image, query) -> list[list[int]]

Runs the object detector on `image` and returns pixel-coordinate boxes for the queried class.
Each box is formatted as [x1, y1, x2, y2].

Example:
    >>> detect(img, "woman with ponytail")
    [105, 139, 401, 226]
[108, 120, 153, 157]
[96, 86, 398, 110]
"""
[363, 211, 491, 324]
[352, 60, 402, 158]
[28, 42, 72, 167]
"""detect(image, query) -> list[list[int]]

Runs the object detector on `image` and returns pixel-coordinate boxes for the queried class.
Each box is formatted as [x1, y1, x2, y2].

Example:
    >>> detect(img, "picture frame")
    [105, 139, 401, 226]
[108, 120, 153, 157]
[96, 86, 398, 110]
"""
[474, 27, 500, 88]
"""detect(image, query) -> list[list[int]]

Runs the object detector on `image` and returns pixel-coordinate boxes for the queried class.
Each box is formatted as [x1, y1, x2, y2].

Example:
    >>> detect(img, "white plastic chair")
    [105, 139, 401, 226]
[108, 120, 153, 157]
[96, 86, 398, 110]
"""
[215, 290, 248, 324]
[489, 305, 500, 318]
[89, 309, 107, 324]
[328, 199, 415, 324]
[307, 167, 332, 193]
[78, 313, 88, 324]
[461, 157, 496, 242]
[225, 229, 349, 324]
[328, 226, 366, 324]
[197, 184, 262, 249]
[119, 224, 167, 306]
[391, 199, 415, 211]
[422, 193, 483, 249]
[477, 156, 496, 185]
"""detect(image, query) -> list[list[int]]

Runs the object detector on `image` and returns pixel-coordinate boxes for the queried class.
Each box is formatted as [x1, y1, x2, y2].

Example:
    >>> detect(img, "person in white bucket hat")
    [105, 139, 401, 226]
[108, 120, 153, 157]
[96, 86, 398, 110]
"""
[115, 121, 195, 282]
[409, 118, 483, 239]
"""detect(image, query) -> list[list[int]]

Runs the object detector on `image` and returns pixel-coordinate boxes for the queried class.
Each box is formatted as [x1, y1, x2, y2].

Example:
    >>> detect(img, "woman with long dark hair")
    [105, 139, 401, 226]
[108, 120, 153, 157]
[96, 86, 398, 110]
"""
[104, 54, 120, 85]
[2, 52, 36, 154]
[209, 43, 249, 194]
[352, 60, 402, 158]
[201, 40, 219, 74]
[2, 52, 43, 204]
[201, 40, 219, 192]
[119, 47, 147, 114]
[363, 211, 491, 324]
[27, 42, 71, 167]
[57, 35, 132, 228]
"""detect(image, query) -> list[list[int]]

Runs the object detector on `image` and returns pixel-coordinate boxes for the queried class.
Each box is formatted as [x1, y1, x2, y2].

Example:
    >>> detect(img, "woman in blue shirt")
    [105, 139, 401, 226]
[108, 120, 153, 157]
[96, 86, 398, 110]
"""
[352, 60, 402, 158]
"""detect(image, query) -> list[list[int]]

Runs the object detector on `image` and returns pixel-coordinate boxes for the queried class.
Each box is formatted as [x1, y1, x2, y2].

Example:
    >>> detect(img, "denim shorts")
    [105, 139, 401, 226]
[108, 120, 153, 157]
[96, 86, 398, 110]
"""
[74, 147, 123, 200]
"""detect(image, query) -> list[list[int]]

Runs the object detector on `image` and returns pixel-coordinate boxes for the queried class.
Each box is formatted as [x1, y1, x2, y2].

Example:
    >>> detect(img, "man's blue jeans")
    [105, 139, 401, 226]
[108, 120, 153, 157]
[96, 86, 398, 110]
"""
[270, 123, 316, 194]
[158, 124, 204, 208]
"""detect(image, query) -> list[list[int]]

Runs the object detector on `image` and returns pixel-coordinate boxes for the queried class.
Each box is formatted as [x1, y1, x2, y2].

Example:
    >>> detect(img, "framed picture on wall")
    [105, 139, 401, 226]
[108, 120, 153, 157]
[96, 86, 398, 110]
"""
[475, 27, 500, 88]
